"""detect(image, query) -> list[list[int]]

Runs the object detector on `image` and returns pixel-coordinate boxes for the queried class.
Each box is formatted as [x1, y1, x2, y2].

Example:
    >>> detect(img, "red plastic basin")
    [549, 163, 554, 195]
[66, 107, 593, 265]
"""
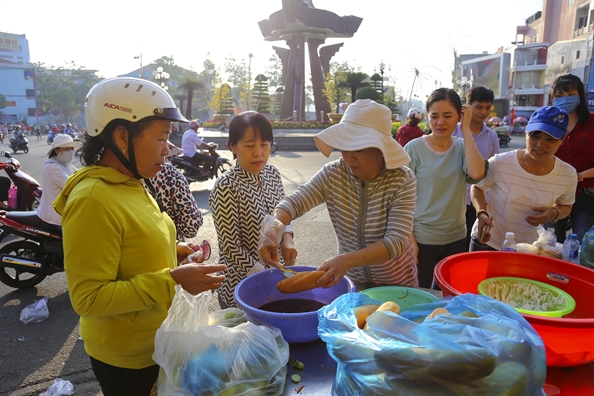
[435, 252, 594, 367]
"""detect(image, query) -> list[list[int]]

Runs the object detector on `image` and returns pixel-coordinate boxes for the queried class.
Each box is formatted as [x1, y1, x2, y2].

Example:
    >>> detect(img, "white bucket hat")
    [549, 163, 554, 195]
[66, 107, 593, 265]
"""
[314, 99, 410, 169]
[48, 134, 81, 156]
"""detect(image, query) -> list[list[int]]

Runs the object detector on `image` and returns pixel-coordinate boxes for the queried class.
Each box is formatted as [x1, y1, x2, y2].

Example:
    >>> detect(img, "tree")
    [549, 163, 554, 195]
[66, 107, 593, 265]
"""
[200, 55, 219, 105]
[265, 54, 283, 89]
[224, 57, 248, 110]
[252, 74, 271, 113]
[179, 78, 205, 119]
[323, 62, 355, 113]
[370, 73, 383, 96]
[338, 72, 371, 103]
[271, 87, 284, 120]
[0, 93, 6, 120]
[49, 88, 78, 121]
[355, 86, 381, 102]
[209, 83, 234, 115]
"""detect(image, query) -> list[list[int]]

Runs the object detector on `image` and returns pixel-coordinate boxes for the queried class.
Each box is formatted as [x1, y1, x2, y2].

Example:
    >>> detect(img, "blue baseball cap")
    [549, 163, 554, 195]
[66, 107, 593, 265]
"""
[525, 106, 569, 139]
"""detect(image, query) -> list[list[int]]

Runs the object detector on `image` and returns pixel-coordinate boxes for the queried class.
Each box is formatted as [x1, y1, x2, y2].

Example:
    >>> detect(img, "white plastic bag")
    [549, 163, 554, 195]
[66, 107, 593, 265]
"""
[153, 287, 289, 396]
[39, 378, 74, 396]
[20, 297, 49, 324]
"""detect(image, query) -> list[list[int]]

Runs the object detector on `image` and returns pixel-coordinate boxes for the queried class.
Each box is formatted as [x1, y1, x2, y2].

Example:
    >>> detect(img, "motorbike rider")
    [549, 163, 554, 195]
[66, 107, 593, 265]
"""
[64, 123, 76, 139]
[37, 134, 80, 226]
[181, 120, 216, 176]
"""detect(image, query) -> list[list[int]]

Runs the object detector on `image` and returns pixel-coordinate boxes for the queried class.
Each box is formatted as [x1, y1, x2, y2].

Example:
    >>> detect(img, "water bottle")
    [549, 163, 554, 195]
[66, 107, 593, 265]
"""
[501, 232, 517, 252]
[8, 184, 18, 209]
[546, 227, 557, 248]
[562, 233, 580, 263]
[580, 225, 594, 269]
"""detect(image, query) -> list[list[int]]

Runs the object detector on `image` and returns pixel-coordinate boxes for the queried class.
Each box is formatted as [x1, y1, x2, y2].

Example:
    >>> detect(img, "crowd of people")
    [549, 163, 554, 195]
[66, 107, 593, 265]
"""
[3, 73, 589, 395]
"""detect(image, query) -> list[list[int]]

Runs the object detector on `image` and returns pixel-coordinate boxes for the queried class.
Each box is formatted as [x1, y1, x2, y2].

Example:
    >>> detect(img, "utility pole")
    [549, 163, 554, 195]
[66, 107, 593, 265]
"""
[247, 53, 253, 110]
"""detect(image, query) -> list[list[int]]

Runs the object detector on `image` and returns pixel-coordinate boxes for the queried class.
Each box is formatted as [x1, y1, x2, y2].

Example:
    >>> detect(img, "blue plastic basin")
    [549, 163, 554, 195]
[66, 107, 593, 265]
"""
[234, 266, 355, 343]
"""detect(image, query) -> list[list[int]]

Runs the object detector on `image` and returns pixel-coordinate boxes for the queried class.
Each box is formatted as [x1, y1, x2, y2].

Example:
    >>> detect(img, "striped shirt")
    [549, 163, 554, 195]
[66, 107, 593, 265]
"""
[277, 158, 418, 287]
[209, 163, 287, 307]
[472, 150, 577, 249]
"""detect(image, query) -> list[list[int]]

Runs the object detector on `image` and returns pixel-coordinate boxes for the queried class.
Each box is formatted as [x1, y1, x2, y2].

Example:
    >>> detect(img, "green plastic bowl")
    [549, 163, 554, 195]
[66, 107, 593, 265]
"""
[360, 286, 439, 309]
[478, 277, 576, 318]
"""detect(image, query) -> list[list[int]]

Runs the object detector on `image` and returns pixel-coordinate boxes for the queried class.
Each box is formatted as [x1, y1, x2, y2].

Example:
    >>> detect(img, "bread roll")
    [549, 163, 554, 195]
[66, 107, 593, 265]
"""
[276, 270, 326, 294]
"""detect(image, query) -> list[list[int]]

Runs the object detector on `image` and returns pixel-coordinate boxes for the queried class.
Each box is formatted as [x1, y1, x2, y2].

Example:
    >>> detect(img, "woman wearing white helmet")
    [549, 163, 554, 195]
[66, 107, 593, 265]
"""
[395, 108, 425, 147]
[37, 134, 80, 226]
[53, 77, 226, 396]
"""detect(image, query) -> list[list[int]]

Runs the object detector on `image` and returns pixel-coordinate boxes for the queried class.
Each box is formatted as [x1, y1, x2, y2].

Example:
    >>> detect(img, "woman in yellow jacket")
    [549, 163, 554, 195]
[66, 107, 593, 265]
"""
[54, 77, 226, 396]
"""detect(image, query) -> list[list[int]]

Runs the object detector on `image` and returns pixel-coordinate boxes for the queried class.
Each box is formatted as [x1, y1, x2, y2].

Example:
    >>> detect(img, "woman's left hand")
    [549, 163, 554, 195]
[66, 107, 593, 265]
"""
[317, 255, 351, 288]
[525, 206, 555, 226]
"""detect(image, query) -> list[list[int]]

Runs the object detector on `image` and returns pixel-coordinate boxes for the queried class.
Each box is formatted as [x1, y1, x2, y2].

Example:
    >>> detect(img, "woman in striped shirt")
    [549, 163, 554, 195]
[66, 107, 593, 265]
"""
[259, 99, 418, 289]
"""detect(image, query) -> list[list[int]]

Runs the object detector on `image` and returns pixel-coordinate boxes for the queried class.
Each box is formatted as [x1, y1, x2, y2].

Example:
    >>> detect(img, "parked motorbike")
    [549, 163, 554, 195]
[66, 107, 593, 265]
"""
[0, 211, 63, 288]
[498, 131, 511, 148]
[9, 133, 29, 154]
[1, 151, 42, 211]
[170, 143, 232, 184]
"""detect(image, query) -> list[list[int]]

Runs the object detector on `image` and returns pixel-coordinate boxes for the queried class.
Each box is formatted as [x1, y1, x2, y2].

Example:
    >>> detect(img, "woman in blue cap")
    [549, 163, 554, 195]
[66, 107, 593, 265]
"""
[470, 106, 578, 251]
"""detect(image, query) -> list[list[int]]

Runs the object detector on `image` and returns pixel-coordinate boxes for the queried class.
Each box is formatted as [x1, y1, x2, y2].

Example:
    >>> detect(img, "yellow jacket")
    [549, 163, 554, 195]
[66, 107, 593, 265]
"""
[54, 166, 177, 368]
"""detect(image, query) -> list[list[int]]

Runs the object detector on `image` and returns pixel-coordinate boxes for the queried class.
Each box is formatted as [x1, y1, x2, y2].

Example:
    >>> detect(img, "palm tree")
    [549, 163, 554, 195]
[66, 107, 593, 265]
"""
[338, 72, 370, 103]
[179, 78, 205, 119]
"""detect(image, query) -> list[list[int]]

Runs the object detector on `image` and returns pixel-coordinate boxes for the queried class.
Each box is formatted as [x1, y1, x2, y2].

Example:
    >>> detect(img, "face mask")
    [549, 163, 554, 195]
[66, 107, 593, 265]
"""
[552, 95, 580, 114]
[56, 150, 75, 164]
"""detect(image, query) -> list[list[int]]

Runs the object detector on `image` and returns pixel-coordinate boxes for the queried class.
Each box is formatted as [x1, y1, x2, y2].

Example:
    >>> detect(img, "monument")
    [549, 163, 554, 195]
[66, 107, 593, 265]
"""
[259, 0, 362, 121]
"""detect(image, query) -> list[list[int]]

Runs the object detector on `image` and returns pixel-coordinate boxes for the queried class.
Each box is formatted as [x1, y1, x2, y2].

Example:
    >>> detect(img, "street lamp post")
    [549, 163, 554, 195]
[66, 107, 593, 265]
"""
[247, 53, 253, 111]
[134, 54, 143, 79]
[379, 61, 385, 102]
[152, 67, 170, 91]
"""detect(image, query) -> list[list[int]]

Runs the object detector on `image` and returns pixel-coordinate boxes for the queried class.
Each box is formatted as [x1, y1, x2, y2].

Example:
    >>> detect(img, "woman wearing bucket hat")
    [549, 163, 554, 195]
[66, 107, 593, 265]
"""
[470, 106, 577, 251]
[37, 134, 80, 226]
[259, 99, 419, 289]
[404, 88, 487, 289]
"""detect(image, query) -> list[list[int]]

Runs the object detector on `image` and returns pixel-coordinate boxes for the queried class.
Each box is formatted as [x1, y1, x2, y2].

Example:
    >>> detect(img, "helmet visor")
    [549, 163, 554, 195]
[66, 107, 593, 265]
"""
[154, 107, 188, 123]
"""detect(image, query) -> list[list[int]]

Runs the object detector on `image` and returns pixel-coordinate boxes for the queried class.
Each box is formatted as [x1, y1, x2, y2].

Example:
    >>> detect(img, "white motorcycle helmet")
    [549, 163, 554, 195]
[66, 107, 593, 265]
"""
[85, 77, 187, 137]
[407, 108, 423, 121]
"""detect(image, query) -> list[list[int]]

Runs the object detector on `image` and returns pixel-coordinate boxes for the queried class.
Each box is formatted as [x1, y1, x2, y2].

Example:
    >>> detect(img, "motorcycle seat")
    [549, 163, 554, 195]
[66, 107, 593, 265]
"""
[6, 211, 62, 234]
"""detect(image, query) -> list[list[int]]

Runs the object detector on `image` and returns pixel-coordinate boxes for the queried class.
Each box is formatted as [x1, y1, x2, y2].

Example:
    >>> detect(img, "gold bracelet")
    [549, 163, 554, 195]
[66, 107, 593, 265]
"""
[550, 206, 561, 224]
[476, 209, 489, 219]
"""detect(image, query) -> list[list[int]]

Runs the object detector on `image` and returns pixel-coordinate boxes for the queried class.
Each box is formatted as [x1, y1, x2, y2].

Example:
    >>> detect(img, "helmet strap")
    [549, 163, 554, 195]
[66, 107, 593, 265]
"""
[99, 133, 142, 179]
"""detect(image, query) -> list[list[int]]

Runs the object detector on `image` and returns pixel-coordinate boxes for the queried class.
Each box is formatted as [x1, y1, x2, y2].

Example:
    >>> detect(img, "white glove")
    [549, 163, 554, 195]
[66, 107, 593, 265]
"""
[258, 214, 286, 268]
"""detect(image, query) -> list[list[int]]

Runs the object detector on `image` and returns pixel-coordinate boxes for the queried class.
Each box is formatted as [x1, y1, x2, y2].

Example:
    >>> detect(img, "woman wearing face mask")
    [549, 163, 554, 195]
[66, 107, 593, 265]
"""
[37, 134, 80, 226]
[546, 74, 594, 241]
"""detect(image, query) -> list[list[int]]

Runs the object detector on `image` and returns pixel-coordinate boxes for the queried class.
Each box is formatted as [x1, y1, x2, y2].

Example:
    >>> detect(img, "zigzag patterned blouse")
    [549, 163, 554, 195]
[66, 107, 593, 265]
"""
[209, 163, 287, 307]
[277, 158, 418, 287]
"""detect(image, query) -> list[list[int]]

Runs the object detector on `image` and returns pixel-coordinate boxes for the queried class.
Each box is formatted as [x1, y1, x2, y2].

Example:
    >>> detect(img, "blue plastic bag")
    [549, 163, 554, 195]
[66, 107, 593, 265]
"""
[318, 292, 546, 396]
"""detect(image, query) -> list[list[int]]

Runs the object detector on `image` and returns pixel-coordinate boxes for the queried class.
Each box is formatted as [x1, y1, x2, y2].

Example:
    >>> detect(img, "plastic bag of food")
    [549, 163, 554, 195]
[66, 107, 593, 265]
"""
[20, 297, 49, 325]
[516, 240, 562, 259]
[318, 292, 546, 396]
[153, 286, 289, 396]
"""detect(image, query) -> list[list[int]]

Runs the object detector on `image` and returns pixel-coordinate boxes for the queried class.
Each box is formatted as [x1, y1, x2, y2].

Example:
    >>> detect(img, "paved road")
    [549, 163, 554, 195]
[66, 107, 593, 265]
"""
[0, 135, 525, 395]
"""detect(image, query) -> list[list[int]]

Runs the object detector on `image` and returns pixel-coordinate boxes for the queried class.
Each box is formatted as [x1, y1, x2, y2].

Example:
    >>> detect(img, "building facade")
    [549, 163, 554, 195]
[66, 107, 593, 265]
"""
[0, 32, 37, 124]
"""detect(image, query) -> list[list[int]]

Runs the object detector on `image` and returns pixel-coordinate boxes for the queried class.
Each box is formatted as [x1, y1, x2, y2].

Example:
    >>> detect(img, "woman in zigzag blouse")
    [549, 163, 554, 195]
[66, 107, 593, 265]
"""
[209, 112, 296, 308]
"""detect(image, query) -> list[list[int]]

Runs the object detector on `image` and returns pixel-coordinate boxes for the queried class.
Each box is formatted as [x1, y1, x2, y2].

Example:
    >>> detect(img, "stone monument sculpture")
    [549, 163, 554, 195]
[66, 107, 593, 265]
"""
[259, 0, 362, 121]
